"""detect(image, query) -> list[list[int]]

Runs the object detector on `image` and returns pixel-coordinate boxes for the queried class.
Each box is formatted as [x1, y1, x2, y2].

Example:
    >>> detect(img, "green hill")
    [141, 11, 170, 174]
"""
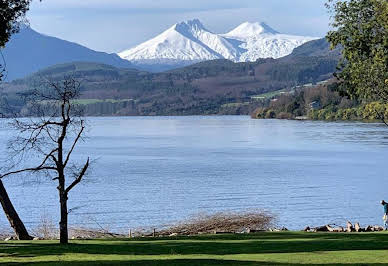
[2, 38, 341, 116]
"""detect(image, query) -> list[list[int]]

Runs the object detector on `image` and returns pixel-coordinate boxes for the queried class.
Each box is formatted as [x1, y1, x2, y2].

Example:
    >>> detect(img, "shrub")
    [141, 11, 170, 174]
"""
[277, 112, 292, 119]
[163, 211, 276, 235]
[265, 109, 276, 119]
[251, 108, 267, 119]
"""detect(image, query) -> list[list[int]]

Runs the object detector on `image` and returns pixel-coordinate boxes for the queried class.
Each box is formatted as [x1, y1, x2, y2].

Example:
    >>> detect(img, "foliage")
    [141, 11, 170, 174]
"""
[250, 81, 388, 121]
[310, 101, 388, 122]
[0, 0, 34, 80]
[0, 0, 33, 47]
[1, 37, 341, 116]
[326, 0, 388, 103]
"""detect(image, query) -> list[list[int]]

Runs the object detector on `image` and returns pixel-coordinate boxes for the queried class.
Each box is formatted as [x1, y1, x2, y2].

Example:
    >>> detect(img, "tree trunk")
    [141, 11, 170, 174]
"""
[59, 190, 68, 244]
[0, 179, 32, 240]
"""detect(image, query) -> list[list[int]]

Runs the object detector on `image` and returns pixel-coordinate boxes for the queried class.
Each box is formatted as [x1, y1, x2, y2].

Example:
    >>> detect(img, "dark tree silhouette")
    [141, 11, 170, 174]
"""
[0, 0, 36, 240]
[0, 0, 35, 79]
[1, 77, 90, 244]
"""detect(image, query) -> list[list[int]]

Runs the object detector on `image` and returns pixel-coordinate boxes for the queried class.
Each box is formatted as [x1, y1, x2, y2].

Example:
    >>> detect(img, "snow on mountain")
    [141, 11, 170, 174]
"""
[118, 19, 240, 64]
[223, 22, 279, 39]
[118, 19, 319, 69]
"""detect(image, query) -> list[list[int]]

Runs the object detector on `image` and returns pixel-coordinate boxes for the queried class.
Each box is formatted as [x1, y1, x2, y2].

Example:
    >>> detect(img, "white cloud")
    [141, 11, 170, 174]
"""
[27, 0, 330, 53]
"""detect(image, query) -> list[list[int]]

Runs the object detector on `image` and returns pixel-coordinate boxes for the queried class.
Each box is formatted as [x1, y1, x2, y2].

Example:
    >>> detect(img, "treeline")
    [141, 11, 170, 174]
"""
[1, 37, 340, 116]
[251, 82, 388, 122]
[310, 102, 388, 121]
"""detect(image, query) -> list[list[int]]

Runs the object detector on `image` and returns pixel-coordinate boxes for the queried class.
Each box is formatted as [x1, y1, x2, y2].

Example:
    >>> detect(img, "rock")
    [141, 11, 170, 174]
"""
[346, 221, 354, 232]
[315, 225, 329, 232]
[169, 233, 178, 237]
[4, 236, 15, 241]
[33, 237, 42, 241]
[373, 225, 384, 232]
[249, 229, 265, 233]
[365, 225, 373, 232]
[355, 222, 363, 232]
[326, 225, 342, 232]
[354, 223, 360, 232]
[214, 231, 233, 234]
[303, 226, 311, 232]
[326, 225, 334, 232]
[337, 226, 345, 232]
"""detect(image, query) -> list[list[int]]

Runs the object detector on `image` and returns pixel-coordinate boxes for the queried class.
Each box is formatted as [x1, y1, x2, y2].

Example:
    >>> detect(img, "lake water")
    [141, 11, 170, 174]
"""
[0, 116, 388, 232]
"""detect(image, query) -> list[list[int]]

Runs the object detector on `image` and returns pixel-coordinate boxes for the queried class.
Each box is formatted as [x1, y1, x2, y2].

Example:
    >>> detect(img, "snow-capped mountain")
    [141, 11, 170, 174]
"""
[118, 19, 237, 64]
[118, 19, 319, 70]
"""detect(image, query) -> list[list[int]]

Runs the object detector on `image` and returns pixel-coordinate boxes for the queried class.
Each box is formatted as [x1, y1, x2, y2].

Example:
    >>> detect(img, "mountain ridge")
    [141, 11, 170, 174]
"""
[3, 37, 340, 116]
[1, 26, 135, 81]
[118, 19, 319, 70]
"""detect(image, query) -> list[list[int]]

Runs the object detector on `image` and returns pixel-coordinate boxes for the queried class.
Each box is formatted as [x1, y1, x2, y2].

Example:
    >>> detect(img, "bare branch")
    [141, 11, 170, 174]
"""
[64, 121, 85, 167]
[65, 158, 89, 194]
[0, 166, 56, 179]
[0, 148, 58, 179]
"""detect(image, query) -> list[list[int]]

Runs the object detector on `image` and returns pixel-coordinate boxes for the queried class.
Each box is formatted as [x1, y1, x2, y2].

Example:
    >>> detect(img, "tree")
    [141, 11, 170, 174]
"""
[0, 0, 34, 79]
[0, 0, 36, 240]
[326, 0, 388, 105]
[1, 77, 90, 244]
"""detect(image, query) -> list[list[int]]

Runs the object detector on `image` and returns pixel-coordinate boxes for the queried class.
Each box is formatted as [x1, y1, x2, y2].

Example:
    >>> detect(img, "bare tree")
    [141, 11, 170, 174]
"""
[1, 77, 90, 244]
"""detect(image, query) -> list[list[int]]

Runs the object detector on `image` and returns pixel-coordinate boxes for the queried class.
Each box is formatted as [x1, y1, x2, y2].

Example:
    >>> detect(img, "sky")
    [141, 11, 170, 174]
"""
[27, 0, 330, 54]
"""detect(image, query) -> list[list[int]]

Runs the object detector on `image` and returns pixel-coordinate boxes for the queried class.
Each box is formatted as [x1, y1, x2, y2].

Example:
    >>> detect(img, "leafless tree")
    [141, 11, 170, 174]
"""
[1, 77, 90, 244]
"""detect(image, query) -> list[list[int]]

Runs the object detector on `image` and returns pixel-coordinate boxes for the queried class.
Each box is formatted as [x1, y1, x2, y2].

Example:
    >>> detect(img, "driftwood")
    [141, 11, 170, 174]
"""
[160, 211, 275, 236]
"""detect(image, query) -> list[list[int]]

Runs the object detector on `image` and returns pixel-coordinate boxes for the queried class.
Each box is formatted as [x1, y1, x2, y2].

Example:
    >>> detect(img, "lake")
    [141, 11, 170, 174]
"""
[0, 116, 387, 232]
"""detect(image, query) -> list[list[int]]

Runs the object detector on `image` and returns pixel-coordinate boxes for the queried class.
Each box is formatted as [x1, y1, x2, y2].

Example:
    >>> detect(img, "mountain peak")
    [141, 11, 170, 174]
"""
[118, 19, 318, 66]
[174, 19, 208, 34]
[225, 21, 279, 39]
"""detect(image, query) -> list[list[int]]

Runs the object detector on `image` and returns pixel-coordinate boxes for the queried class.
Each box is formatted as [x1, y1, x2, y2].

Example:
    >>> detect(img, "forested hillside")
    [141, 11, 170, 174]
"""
[1, 38, 340, 116]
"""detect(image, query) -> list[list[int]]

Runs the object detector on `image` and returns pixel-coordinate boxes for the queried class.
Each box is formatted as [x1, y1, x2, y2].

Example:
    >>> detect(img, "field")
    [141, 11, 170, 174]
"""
[1, 232, 388, 265]
[251, 89, 287, 100]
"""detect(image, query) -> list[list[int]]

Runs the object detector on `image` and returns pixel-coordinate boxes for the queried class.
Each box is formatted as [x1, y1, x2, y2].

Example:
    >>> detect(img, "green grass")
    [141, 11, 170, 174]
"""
[1, 232, 388, 265]
[221, 102, 250, 108]
[72, 99, 134, 105]
[251, 89, 287, 100]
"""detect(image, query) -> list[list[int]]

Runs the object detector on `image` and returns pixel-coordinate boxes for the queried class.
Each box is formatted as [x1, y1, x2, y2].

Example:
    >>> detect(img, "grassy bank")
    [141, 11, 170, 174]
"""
[1, 232, 388, 265]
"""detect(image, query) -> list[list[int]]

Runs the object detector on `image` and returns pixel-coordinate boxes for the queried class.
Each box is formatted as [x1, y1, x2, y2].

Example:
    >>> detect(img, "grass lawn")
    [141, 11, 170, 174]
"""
[251, 89, 287, 100]
[1, 232, 388, 265]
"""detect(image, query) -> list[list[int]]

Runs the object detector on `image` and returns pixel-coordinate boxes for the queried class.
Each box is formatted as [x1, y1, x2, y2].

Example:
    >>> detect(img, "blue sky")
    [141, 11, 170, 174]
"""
[28, 0, 330, 53]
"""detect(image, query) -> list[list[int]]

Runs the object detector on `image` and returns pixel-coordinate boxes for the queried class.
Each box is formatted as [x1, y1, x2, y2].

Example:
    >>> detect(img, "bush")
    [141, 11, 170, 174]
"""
[277, 112, 293, 119]
[265, 109, 276, 119]
[162, 211, 276, 235]
[251, 108, 267, 119]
